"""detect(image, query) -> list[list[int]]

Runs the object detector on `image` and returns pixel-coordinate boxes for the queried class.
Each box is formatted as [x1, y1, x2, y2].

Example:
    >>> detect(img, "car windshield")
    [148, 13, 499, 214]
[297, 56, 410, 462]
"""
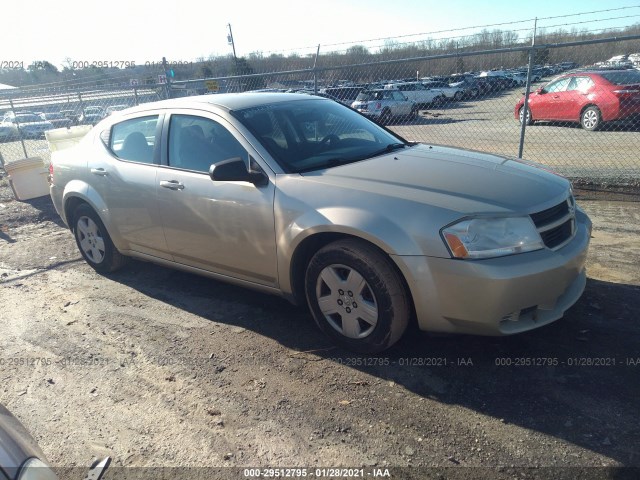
[232, 98, 409, 173]
[599, 70, 640, 85]
[355, 91, 385, 101]
[15, 114, 42, 123]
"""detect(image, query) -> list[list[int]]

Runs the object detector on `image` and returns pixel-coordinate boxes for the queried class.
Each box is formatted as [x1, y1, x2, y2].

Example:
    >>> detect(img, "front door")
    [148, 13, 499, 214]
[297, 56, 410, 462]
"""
[156, 113, 278, 287]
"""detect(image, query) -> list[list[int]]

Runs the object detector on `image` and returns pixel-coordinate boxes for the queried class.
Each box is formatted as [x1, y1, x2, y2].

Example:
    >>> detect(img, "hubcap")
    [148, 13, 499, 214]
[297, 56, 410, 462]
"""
[520, 108, 529, 123]
[77, 216, 106, 264]
[315, 264, 378, 339]
[583, 110, 598, 129]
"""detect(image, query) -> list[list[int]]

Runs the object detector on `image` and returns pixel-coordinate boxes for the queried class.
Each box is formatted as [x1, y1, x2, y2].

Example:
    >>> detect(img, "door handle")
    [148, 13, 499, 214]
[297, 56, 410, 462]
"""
[90, 168, 108, 176]
[159, 180, 185, 190]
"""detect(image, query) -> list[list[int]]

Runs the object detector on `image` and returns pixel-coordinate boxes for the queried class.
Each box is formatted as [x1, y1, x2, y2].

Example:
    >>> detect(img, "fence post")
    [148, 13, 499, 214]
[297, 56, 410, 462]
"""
[77, 92, 85, 120]
[313, 44, 320, 94]
[134, 86, 139, 106]
[9, 99, 28, 158]
[518, 18, 537, 159]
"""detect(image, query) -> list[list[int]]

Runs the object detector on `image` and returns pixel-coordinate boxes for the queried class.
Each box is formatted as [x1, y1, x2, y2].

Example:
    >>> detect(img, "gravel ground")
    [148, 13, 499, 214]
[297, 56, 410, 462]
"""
[1, 171, 639, 480]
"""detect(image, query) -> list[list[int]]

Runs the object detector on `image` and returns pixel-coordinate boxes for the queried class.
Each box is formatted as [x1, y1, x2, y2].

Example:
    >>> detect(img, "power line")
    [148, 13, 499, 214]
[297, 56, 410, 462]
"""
[245, 5, 640, 57]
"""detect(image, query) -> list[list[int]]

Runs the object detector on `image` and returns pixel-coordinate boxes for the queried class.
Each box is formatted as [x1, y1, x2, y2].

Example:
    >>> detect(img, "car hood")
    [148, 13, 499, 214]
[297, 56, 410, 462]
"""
[300, 144, 569, 215]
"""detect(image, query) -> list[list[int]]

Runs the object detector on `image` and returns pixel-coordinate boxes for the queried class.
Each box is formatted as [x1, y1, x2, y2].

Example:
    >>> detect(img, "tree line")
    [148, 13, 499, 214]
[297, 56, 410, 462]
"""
[1, 23, 639, 93]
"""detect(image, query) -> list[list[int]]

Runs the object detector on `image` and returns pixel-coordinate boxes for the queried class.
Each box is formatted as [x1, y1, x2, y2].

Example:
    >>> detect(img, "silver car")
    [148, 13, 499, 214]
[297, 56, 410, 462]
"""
[351, 89, 416, 124]
[0, 404, 110, 480]
[49, 93, 591, 353]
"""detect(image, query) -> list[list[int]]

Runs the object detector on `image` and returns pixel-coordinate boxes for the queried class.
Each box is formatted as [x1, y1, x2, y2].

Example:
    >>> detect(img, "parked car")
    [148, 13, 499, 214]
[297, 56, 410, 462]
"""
[422, 81, 465, 101]
[59, 110, 80, 125]
[41, 112, 72, 128]
[447, 77, 481, 99]
[49, 92, 591, 353]
[1, 113, 54, 138]
[0, 403, 110, 480]
[515, 68, 640, 131]
[105, 105, 130, 115]
[79, 106, 106, 125]
[0, 121, 19, 142]
[351, 89, 416, 123]
[383, 81, 445, 107]
[319, 86, 364, 106]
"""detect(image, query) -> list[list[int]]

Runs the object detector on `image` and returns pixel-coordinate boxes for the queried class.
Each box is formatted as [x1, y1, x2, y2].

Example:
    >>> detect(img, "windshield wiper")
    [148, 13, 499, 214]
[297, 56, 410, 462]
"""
[297, 144, 409, 173]
[297, 158, 351, 173]
[365, 142, 407, 158]
[386, 142, 407, 151]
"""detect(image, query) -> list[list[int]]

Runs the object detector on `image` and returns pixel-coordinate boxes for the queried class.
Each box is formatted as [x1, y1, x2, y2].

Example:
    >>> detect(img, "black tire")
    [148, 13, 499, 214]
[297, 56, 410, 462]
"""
[379, 109, 392, 125]
[453, 91, 464, 101]
[519, 106, 534, 126]
[72, 204, 128, 273]
[581, 106, 602, 131]
[305, 239, 410, 354]
[409, 105, 418, 121]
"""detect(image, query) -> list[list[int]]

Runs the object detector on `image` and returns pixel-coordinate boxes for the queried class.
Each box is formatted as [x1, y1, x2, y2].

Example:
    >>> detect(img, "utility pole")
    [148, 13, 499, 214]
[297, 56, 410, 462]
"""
[227, 23, 239, 91]
[227, 24, 238, 67]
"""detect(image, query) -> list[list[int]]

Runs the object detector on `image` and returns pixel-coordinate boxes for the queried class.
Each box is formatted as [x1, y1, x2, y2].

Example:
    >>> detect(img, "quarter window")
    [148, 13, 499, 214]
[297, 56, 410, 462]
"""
[110, 116, 158, 164]
[168, 115, 247, 173]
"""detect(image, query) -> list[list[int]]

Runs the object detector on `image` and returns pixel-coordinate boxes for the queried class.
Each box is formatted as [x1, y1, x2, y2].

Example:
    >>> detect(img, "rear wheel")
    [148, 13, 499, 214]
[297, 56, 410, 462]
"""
[581, 106, 602, 131]
[305, 239, 410, 354]
[73, 204, 127, 273]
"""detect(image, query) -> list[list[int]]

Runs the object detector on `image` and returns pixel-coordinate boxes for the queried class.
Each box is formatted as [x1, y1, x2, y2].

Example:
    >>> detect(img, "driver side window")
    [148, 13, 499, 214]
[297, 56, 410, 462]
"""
[168, 115, 247, 173]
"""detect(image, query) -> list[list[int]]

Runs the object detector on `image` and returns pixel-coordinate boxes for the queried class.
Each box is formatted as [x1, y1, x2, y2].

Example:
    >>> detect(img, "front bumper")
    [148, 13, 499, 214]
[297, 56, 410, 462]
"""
[395, 209, 592, 335]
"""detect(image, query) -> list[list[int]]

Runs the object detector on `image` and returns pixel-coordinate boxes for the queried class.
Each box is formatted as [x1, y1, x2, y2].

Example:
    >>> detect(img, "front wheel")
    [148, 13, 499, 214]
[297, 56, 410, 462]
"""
[379, 109, 392, 125]
[305, 239, 410, 354]
[519, 106, 534, 125]
[453, 91, 464, 101]
[581, 106, 602, 131]
[73, 204, 128, 273]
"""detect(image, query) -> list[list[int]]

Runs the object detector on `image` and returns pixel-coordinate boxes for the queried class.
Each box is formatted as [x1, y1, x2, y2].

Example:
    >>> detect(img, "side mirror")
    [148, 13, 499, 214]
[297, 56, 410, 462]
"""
[536, 87, 545, 94]
[209, 157, 268, 186]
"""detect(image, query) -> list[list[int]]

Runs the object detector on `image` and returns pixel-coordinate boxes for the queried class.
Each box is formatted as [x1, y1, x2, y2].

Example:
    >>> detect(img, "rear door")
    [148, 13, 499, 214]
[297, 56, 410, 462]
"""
[90, 113, 171, 259]
[560, 76, 595, 121]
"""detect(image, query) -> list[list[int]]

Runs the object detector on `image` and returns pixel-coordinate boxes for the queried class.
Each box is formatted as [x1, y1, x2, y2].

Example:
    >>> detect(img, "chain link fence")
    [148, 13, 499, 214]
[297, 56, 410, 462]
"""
[2, 33, 640, 198]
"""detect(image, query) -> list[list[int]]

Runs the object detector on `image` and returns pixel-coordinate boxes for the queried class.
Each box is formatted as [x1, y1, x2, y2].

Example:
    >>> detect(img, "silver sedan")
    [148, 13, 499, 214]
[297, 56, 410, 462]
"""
[49, 93, 591, 353]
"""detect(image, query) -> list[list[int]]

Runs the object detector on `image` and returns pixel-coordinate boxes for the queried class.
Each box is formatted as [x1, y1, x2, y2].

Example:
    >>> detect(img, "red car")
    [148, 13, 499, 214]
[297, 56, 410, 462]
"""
[515, 69, 640, 131]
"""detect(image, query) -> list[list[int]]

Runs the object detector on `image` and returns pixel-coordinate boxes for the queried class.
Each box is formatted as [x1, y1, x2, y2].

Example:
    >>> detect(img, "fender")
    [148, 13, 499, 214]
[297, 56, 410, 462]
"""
[61, 181, 127, 251]
[276, 206, 422, 298]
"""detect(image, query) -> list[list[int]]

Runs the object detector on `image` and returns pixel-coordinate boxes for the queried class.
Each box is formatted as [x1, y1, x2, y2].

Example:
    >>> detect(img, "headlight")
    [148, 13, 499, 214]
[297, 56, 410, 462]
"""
[442, 216, 544, 259]
[17, 458, 58, 480]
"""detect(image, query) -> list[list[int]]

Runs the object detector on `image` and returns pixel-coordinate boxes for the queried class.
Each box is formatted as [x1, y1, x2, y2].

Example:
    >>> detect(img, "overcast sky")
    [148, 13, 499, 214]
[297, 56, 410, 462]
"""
[4, 0, 640, 68]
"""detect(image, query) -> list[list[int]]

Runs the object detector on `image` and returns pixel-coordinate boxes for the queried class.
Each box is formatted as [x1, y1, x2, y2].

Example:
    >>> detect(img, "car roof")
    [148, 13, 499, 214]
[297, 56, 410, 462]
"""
[124, 92, 325, 115]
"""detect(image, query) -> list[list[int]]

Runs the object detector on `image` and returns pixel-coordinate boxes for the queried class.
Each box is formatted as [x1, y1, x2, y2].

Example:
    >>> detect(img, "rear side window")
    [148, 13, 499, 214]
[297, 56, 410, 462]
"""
[110, 116, 158, 164]
[599, 70, 640, 85]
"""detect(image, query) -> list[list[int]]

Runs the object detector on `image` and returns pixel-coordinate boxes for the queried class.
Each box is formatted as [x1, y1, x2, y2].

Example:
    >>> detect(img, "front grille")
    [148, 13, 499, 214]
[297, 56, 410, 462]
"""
[530, 197, 575, 250]
[530, 201, 569, 226]
[540, 220, 573, 249]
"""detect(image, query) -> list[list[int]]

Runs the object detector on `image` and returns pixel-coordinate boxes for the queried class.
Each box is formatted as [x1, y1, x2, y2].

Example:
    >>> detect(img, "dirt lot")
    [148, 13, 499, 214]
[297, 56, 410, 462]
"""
[1, 171, 640, 479]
